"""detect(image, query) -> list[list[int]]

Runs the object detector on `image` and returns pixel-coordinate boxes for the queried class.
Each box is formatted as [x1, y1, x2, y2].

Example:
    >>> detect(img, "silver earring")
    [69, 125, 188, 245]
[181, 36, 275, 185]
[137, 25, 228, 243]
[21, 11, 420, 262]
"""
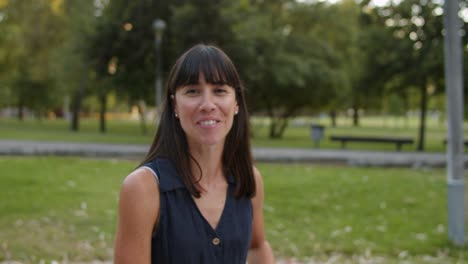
[175, 113, 178, 118]
[235, 110, 239, 115]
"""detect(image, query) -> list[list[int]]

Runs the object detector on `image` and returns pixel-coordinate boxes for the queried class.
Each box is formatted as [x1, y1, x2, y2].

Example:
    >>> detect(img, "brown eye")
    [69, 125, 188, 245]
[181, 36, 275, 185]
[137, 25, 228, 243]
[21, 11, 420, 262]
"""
[214, 87, 228, 94]
[185, 88, 199, 95]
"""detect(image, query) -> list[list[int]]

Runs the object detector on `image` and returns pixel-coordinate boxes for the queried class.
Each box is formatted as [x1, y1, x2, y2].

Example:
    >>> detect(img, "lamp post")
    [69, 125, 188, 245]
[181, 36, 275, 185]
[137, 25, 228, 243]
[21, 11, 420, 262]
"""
[152, 19, 166, 117]
[444, 0, 464, 246]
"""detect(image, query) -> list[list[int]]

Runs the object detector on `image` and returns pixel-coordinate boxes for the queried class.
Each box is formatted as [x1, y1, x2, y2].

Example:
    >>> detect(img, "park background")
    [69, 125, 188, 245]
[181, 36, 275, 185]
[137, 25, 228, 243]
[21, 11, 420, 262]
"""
[0, 0, 468, 263]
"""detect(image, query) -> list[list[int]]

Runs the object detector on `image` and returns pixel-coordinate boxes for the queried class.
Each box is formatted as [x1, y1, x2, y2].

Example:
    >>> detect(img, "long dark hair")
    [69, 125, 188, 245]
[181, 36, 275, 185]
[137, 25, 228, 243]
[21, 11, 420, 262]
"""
[140, 44, 255, 199]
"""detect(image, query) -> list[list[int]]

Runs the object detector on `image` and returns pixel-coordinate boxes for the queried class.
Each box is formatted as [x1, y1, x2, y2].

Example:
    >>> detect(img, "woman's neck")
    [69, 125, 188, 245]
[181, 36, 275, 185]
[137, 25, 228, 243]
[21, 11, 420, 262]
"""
[189, 144, 225, 188]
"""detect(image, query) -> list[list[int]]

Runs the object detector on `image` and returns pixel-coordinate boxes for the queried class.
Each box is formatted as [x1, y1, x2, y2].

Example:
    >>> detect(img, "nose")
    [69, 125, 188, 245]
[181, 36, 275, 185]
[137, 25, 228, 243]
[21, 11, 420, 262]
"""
[199, 92, 216, 112]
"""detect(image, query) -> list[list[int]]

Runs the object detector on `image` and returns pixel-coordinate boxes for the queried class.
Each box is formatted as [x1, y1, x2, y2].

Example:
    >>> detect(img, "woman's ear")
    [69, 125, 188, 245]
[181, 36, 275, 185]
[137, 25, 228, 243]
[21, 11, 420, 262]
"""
[171, 94, 178, 117]
[171, 94, 176, 106]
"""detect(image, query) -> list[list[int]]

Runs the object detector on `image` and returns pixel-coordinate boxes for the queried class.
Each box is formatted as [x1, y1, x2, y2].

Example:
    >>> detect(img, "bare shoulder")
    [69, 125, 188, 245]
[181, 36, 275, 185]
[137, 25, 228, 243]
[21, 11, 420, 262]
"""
[118, 167, 160, 222]
[116, 167, 160, 235]
[121, 167, 160, 198]
[252, 166, 264, 188]
[251, 166, 265, 202]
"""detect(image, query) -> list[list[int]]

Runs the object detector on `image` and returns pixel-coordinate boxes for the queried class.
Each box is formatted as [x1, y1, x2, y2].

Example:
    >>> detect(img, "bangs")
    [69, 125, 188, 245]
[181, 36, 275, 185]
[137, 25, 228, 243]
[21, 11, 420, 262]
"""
[172, 46, 239, 90]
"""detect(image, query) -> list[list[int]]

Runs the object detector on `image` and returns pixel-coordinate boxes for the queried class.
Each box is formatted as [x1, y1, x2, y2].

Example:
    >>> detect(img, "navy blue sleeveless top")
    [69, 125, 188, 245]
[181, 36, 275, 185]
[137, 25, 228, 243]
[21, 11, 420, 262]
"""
[143, 158, 253, 264]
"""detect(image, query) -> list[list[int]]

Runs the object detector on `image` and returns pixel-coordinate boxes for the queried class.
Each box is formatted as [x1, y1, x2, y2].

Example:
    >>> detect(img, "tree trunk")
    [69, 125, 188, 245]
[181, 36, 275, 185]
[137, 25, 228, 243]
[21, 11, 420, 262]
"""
[269, 118, 279, 139]
[403, 91, 409, 129]
[99, 93, 107, 133]
[70, 94, 80, 132]
[269, 117, 288, 139]
[268, 112, 293, 139]
[417, 81, 427, 151]
[277, 118, 289, 138]
[70, 74, 86, 132]
[330, 110, 337, 127]
[352, 105, 359, 127]
[18, 102, 24, 121]
[37, 110, 44, 121]
[138, 100, 147, 135]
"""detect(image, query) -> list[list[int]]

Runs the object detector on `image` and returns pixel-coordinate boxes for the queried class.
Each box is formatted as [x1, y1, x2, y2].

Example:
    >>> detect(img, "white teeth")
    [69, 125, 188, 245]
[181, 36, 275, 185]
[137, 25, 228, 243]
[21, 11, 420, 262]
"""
[199, 120, 217, 126]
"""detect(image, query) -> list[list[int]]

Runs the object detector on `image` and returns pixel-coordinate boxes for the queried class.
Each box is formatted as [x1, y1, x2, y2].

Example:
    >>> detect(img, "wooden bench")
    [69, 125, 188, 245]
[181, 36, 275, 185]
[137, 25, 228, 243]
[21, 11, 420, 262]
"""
[330, 135, 414, 151]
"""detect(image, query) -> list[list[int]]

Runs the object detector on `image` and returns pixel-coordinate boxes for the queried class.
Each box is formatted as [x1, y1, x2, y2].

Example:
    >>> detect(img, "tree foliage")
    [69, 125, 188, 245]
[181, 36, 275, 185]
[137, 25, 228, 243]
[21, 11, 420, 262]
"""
[374, 0, 446, 151]
[226, 1, 345, 138]
[0, 0, 65, 118]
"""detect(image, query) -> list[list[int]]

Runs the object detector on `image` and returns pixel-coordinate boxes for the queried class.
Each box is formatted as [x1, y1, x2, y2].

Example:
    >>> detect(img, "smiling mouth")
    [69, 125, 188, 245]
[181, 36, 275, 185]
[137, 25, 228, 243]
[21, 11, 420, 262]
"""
[198, 120, 219, 126]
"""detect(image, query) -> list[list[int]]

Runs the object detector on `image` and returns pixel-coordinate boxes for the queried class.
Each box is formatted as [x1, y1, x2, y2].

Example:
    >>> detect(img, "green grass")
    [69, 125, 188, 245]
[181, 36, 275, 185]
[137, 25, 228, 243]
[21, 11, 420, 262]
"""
[0, 118, 154, 145]
[259, 163, 468, 261]
[1, 115, 466, 152]
[0, 157, 134, 263]
[1, 157, 468, 263]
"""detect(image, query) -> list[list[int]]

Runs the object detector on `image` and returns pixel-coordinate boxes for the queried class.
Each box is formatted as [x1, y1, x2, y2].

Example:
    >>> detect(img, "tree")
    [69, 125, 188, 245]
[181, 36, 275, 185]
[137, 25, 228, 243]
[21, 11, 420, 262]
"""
[320, 0, 368, 127]
[54, 0, 97, 131]
[377, 0, 445, 151]
[0, 0, 66, 119]
[86, 0, 134, 133]
[226, 1, 344, 138]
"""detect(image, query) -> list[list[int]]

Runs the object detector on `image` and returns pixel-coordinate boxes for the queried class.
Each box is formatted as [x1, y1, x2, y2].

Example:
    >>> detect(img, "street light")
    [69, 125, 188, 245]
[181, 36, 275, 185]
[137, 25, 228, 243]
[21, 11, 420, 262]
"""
[152, 19, 166, 117]
[444, 0, 464, 246]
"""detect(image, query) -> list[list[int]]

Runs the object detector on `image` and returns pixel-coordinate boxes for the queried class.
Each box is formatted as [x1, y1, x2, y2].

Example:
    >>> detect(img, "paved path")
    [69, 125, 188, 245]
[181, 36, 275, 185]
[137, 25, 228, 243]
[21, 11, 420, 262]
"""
[0, 139, 467, 167]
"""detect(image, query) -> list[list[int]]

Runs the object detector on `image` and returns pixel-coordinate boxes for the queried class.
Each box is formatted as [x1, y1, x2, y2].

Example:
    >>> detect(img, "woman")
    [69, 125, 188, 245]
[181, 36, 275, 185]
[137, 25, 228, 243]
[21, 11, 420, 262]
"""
[114, 44, 274, 263]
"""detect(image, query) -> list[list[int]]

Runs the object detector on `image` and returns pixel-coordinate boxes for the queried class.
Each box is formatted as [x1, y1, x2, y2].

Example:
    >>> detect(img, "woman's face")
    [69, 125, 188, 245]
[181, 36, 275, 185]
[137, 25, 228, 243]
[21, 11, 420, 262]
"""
[173, 74, 239, 148]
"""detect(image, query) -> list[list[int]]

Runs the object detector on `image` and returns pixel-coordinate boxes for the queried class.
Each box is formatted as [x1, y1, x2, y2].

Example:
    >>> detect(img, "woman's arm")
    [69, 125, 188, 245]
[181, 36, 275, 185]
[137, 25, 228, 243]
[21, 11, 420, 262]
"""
[114, 168, 160, 264]
[247, 167, 275, 264]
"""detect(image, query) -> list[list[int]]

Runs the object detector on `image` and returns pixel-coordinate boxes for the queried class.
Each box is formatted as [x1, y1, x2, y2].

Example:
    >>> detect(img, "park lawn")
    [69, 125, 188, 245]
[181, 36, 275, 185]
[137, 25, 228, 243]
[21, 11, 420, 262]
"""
[0, 118, 155, 145]
[258, 163, 468, 262]
[0, 157, 133, 262]
[1, 116, 466, 152]
[1, 157, 468, 263]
